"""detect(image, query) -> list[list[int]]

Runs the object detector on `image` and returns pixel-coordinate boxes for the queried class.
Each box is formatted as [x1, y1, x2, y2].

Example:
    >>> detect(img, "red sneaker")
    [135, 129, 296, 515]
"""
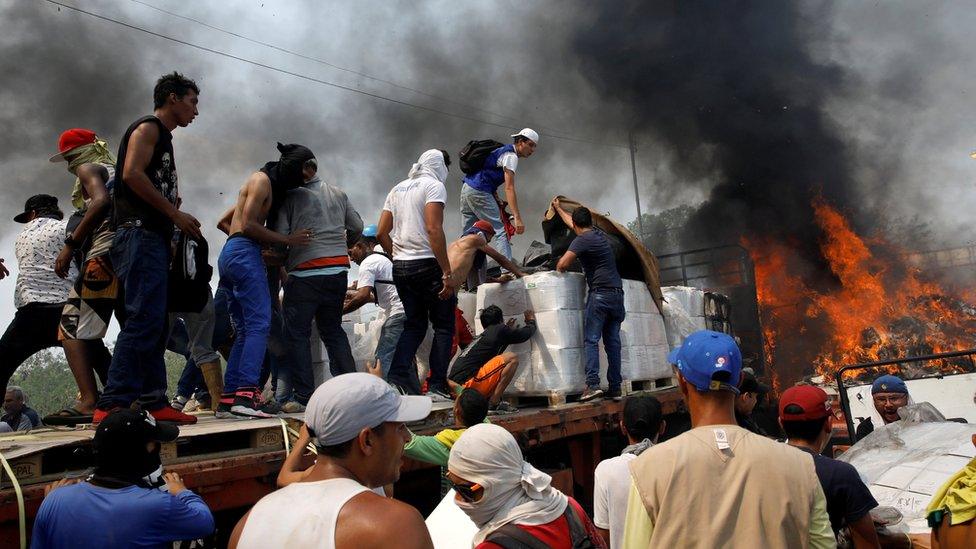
[92, 407, 120, 425]
[149, 406, 198, 425]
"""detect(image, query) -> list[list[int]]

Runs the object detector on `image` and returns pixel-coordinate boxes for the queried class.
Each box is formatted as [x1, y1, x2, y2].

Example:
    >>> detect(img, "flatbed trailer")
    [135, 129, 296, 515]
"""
[0, 388, 683, 547]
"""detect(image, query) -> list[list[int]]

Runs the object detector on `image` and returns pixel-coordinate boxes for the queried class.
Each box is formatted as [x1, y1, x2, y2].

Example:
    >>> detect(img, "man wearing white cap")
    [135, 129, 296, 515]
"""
[229, 373, 434, 549]
[459, 128, 538, 261]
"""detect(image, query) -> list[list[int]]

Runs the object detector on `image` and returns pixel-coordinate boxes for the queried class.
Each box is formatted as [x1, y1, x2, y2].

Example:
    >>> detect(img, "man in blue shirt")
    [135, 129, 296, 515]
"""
[31, 409, 214, 548]
[553, 203, 624, 401]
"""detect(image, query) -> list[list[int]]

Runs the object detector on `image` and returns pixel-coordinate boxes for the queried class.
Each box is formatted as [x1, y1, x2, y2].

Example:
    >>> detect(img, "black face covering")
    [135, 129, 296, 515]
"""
[260, 142, 315, 227]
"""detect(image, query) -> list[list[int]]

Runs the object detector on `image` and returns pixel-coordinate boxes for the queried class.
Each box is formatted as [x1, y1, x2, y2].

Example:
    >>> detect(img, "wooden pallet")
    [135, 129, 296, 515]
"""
[622, 376, 677, 395]
[504, 391, 589, 409]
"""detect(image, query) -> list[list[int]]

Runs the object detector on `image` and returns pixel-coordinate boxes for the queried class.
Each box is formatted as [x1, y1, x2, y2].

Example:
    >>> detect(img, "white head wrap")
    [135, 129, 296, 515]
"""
[448, 424, 568, 544]
[407, 149, 448, 183]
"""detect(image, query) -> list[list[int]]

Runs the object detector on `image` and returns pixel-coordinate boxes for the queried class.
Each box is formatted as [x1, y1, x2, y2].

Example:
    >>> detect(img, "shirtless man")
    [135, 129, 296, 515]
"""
[230, 373, 434, 549]
[215, 143, 314, 418]
[445, 220, 525, 295]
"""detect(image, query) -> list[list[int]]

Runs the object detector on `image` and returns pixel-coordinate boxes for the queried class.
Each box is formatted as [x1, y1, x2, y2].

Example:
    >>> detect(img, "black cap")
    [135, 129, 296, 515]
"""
[14, 194, 61, 223]
[93, 409, 180, 456]
[738, 370, 771, 394]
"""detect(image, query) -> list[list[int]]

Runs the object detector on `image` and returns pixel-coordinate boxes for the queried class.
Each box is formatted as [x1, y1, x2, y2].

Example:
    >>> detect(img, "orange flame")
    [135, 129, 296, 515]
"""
[746, 198, 976, 383]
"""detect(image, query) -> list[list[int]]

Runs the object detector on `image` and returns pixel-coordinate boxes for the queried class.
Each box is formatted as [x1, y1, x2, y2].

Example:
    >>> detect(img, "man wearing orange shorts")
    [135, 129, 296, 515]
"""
[447, 305, 535, 413]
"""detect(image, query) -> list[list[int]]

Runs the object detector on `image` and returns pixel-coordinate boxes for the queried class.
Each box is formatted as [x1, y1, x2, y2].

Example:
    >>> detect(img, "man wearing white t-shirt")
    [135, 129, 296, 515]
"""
[594, 395, 664, 549]
[376, 149, 455, 398]
[345, 225, 405, 378]
[459, 128, 538, 260]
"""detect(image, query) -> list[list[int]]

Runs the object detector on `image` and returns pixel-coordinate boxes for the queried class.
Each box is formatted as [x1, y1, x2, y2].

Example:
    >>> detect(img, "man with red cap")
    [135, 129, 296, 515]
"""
[44, 128, 117, 425]
[780, 385, 880, 548]
[95, 72, 204, 425]
[445, 220, 525, 293]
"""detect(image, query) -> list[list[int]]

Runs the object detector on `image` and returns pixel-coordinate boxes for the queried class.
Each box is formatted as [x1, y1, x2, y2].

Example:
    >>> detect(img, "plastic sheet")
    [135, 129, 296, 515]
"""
[476, 279, 527, 317]
[457, 291, 477, 329]
[838, 410, 976, 533]
[662, 300, 706, 349]
[524, 271, 585, 311]
[623, 278, 656, 314]
[662, 286, 706, 317]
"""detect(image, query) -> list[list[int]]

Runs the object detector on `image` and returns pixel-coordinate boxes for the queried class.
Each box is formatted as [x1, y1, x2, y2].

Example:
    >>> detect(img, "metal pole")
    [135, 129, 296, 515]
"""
[629, 132, 645, 240]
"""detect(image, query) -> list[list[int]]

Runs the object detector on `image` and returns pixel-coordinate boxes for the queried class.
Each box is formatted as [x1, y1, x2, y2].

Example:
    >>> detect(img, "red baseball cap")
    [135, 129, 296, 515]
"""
[472, 220, 496, 241]
[779, 385, 831, 421]
[50, 128, 98, 162]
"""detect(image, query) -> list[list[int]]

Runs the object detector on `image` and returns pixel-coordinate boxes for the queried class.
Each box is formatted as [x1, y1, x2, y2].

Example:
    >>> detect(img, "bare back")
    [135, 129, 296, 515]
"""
[228, 172, 273, 235]
[446, 234, 484, 289]
[334, 491, 433, 549]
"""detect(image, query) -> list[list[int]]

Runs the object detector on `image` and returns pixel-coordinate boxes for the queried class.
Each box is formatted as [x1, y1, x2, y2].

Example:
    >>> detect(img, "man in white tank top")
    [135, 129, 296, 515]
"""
[229, 373, 434, 549]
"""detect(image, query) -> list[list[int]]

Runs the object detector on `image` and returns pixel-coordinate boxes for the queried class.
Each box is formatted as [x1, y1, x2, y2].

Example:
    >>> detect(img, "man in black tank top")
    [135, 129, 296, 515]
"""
[94, 72, 203, 426]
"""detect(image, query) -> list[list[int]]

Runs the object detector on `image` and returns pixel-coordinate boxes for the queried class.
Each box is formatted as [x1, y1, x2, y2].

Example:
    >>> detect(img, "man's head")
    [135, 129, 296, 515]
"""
[3, 387, 25, 415]
[153, 72, 199, 127]
[467, 220, 496, 244]
[871, 374, 909, 424]
[621, 395, 665, 444]
[93, 409, 179, 483]
[669, 330, 742, 422]
[49, 128, 97, 165]
[510, 128, 538, 158]
[453, 389, 489, 428]
[735, 370, 770, 416]
[305, 373, 431, 488]
[779, 385, 833, 452]
[479, 305, 504, 328]
[302, 157, 318, 182]
[570, 206, 593, 234]
[349, 224, 380, 264]
[272, 142, 316, 190]
[14, 194, 62, 223]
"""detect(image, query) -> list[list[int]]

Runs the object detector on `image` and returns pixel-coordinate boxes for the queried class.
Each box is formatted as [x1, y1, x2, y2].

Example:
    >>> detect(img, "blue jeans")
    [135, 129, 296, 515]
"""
[280, 272, 354, 404]
[584, 288, 626, 390]
[389, 259, 457, 395]
[98, 227, 170, 410]
[218, 236, 271, 393]
[375, 312, 406, 378]
[459, 183, 512, 260]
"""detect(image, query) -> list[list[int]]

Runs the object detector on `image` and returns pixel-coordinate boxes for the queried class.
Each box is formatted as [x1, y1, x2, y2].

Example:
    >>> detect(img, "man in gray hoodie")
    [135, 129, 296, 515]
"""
[274, 159, 363, 409]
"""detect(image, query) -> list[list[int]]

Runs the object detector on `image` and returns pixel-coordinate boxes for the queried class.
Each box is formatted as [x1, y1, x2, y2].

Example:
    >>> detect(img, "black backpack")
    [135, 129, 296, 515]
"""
[168, 232, 213, 313]
[459, 139, 504, 175]
[484, 504, 600, 549]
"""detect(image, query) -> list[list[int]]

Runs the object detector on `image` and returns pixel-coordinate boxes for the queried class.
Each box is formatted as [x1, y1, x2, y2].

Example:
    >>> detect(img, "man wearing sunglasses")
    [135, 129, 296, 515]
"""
[853, 374, 911, 441]
[229, 373, 433, 548]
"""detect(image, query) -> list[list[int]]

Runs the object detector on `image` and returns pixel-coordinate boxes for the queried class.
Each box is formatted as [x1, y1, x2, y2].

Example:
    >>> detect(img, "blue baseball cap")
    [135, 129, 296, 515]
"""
[362, 224, 378, 238]
[668, 330, 742, 393]
[871, 375, 908, 395]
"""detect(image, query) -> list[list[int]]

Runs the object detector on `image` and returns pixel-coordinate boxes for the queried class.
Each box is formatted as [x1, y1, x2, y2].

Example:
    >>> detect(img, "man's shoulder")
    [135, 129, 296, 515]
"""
[595, 454, 634, 477]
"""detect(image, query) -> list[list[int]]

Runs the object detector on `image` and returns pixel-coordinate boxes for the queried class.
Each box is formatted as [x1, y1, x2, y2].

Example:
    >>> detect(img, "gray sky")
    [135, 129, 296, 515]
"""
[1, 1, 974, 341]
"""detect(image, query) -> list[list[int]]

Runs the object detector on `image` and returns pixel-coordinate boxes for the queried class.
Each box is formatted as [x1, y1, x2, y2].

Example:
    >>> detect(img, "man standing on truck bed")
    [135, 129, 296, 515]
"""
[459, 128, 538, 261]
[553, 202, 624, 402]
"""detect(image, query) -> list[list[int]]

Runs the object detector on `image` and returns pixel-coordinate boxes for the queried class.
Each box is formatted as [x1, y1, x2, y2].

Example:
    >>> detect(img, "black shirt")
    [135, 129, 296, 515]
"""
[112, 115, 178, 235]
[796, 446, 878, 534]
[567, 229, 622, 290]
[448, 321, 536, 384]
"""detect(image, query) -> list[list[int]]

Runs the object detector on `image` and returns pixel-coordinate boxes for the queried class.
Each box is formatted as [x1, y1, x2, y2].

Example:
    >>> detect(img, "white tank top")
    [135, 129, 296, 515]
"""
[238, 477, 370, 548]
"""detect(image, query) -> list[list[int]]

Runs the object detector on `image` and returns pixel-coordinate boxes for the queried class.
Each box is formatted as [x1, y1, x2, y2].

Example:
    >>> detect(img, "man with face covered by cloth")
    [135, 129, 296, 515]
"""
[216, 143, 314, 418]
[448, 423, 606, 548]
[31, 409, 214, 547]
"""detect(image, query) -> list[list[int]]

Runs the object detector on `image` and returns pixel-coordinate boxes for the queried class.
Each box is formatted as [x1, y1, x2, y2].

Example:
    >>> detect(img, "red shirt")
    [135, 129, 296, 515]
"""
[476, 498, 606, 549]
[452, 308, 474, 356]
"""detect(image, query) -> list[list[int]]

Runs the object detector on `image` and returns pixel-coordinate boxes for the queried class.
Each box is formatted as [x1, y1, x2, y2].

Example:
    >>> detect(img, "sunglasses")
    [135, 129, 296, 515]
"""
[451, 480, 482, 502]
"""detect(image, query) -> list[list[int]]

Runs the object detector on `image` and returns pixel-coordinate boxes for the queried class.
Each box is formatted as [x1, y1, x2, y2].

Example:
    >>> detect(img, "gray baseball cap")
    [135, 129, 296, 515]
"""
[304, 373, 432, 446]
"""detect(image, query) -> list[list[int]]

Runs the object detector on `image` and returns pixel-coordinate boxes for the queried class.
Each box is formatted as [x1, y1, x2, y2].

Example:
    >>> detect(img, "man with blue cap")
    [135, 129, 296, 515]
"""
[345, 224, 405, 378]
[854, 374, 911, 441]
[620, 330, 835, 548]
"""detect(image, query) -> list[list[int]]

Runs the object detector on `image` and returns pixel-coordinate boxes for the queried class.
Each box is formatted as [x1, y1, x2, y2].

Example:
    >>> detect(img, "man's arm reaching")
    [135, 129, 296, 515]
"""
[483, 245, 525, 277]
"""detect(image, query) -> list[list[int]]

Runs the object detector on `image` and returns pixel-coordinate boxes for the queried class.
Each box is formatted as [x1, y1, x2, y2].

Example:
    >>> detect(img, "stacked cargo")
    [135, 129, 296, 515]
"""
[660, 285, 733, 349]
[597, 279, 671, 382]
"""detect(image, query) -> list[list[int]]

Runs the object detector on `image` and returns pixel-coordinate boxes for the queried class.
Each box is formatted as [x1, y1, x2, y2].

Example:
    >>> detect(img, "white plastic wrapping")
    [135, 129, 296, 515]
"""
[662, 286, 706, 317]
[620, 312, 668, 348]
[457, 291, 477, 330]
[662, 300, 706, 349]
[476, 279, 527, 317]
[622, 279, 655, 314]
[532, 310, 584, 349]
[524, 271, 585, 311]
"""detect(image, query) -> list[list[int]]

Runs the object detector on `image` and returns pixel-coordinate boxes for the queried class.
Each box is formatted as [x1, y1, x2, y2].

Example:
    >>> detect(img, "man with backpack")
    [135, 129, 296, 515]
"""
[459, 128, 539, 261]
[345, 225, 405, 378]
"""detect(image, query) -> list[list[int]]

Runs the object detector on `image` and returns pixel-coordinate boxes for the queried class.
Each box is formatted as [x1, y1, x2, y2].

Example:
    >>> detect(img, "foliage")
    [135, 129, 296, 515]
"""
[627, 204, 697, 254]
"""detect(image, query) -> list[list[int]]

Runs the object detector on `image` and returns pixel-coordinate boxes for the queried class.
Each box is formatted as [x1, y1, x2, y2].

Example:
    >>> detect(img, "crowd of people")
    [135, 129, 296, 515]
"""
[7, 71, 970, 548]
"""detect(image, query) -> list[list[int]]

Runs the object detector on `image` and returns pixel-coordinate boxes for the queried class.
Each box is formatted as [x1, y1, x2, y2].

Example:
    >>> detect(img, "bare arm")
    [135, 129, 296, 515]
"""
[502, 169, 524, 234]
[424, 202, 450, 276]
[227, 509, 251, 549]
[343, 286, 374, 314]
[377, 210, 394, 255]
[337, 497, 434, 549]
[55, 164, 111, 277]
[556, 250, 577, 272]
[551, 198, 574, 227]
[483, 245, 525, 277]
[849, 513, 881, 549]
[276, 425, 314, 488]
[217, 206, 234, 235]
[239, 174, 309, 247]
[597, 528, 610, 547]
[122, 122, 201, 239]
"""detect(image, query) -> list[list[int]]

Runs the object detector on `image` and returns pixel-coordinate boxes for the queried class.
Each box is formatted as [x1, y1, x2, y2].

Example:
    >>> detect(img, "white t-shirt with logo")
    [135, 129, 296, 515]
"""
[382, 177, 447, 261]
[357, 251, 404, 318]
[497, 151, 518, 173]
[593, 453, 638, 549]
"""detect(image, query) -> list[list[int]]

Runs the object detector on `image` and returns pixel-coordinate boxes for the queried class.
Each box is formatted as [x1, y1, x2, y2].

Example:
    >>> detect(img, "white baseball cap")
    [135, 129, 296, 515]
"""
[511, 128, 539, 145]
[304, 373, 432, 446]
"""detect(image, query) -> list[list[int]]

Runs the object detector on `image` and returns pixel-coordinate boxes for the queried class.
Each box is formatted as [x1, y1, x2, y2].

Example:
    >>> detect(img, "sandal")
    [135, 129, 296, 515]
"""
[43, 407, 95, 426]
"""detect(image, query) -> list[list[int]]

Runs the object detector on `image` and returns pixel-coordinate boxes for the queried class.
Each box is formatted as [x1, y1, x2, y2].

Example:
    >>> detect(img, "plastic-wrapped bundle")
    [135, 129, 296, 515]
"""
[532, 310, 584, 349]
[524, 271, 585, 311]
[662, 286, 705, 317]
[476, 279, 527, 317]
[645, 344, 672, 379]
[662, 300, 707, 349]
[457, 291, 477, 329]
[619, 312, 668, 348]
[507, 345, 611, 395]
[622, 279, 655, 314]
